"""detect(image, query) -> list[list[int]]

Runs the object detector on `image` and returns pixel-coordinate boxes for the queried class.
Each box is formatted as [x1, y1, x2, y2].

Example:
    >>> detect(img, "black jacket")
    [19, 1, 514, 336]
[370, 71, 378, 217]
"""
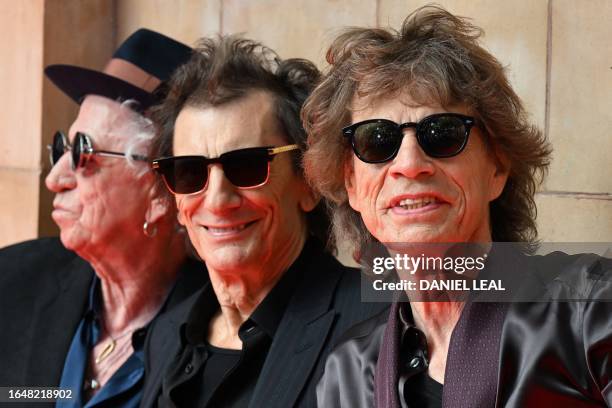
[0, 237, 207, 389]
[316, 251, 612, 407]
[140, 240, 389, 408]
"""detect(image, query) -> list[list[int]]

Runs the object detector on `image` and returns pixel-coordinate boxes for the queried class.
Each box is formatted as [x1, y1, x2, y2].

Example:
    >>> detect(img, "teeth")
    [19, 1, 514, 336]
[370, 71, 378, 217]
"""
[207, 224, 247, 233]
[398, 197, 437, 210]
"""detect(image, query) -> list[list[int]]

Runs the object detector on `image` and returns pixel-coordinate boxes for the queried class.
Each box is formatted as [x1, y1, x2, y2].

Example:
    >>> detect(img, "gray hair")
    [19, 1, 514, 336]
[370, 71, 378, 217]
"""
[104, 99, 156, 178]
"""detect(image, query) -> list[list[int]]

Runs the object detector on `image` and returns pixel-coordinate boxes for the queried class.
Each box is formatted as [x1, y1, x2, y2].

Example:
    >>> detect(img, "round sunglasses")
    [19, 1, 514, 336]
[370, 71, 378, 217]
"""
[47, 131, 149, 170]
[342, 113, 475, 163]
[152, 144, 300, 195]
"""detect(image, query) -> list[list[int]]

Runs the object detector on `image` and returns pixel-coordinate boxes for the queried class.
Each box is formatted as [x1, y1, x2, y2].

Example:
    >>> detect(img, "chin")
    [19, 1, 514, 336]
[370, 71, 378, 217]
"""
[203, 246, 259, 273]
[59, 228, 88, 253]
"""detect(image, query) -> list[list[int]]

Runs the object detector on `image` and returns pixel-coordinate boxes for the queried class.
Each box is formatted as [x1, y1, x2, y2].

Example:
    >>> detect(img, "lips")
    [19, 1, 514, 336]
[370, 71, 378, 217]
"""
[397, 196, 439, 210]
[52, 203, 75, 216]
[51, 206, 79, 225]
[203, 220, 258, 236]
[389, 193, 447, 208]
[387, 193, 449, 216]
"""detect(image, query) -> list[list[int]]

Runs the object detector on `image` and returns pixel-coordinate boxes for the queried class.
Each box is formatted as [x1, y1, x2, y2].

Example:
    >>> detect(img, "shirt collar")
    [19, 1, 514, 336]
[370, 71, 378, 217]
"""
[86, 276, 103, 320]
[398, 302, 430, 366]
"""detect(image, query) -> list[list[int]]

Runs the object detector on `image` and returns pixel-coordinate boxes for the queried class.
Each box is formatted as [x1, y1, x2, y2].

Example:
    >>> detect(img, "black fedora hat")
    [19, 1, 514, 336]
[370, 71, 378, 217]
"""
[45, 28, 192, 110]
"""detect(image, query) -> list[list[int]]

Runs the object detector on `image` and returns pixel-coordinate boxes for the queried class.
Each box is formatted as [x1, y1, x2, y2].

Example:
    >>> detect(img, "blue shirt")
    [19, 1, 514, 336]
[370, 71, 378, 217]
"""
[57, 278, 148, 408]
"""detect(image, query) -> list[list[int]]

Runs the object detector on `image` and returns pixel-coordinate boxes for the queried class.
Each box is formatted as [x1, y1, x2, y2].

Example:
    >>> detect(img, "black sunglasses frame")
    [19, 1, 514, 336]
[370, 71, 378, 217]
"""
[342, 113, 476, 164]
[152, 144, 300, 195]
[47, 130, 148, 170]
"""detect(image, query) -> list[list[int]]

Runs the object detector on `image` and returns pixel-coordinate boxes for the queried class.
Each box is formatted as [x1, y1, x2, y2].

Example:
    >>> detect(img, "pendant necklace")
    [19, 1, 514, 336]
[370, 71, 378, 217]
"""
[95, 328, 133, 364]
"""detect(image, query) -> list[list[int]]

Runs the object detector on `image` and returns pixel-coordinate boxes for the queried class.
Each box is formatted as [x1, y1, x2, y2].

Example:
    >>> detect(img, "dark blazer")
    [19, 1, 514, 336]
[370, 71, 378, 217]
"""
[141, 242, 389, 408]
[0, 237, 207, 389]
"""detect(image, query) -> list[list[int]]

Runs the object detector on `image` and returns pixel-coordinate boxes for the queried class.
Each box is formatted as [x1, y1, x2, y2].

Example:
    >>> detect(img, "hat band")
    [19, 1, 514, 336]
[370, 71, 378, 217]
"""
[104, 58, 161, 93]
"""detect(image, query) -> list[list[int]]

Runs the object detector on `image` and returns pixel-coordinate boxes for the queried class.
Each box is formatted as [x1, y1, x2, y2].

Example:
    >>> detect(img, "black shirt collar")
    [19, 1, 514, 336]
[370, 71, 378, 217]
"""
[183, 237, 319, 345]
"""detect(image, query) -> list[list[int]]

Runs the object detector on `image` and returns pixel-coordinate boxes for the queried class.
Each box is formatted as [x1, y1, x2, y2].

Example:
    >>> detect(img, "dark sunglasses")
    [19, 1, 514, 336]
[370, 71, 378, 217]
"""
[152, 144, 300, 195]
[47, 131, 148, 170]
[342, 113, 475, 163]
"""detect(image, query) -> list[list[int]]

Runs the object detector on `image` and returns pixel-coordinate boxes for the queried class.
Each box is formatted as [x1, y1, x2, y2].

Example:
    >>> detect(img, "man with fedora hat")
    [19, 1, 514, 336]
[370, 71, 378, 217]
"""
[0, 28, 206, 407]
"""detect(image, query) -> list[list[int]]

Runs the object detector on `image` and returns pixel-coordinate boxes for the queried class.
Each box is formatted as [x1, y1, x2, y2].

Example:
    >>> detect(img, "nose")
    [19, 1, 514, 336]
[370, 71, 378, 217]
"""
[388, 130, 436, 179]
[202, 164, 242, 214]
[45, 152, 76, 193]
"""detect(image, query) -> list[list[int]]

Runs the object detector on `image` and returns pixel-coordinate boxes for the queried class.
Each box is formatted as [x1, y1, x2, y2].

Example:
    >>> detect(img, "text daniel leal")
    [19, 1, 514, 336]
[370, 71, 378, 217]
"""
[373, 279, 506, 291]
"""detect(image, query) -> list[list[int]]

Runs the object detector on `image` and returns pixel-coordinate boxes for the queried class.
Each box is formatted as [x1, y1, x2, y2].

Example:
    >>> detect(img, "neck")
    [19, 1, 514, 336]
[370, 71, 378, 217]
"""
[409, 300, 464, 384]
[206, 232, 306, 347]
[85, 229, 186, 335]
[409, 301, 464, 345]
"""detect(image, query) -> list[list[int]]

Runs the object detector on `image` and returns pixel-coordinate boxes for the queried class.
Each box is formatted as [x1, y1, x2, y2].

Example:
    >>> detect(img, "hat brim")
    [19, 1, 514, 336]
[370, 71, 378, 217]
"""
[45, 64, 156, 110]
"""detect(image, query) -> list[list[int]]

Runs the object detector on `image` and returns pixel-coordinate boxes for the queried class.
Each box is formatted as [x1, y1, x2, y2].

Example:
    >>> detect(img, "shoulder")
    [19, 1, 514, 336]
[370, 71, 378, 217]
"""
[0, 237, 88, 291]
[311, 247, 389, 325]
[316, 307, 389, 408]
[333, 304, 390, 347]
[528, 251, 612, 299]
[500, 252, 612, 404]
[0, 237, 76, 267]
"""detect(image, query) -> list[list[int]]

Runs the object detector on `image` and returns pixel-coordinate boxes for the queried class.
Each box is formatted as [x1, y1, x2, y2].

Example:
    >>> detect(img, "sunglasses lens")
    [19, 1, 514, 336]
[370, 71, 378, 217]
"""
[72, 133, 86, 169]
[222, 151, 270, 187]
[418, 115, 468, 158]
[50, 131, 66, 165]
[159, 157, 208, 194]
[353, 122, 402, 163]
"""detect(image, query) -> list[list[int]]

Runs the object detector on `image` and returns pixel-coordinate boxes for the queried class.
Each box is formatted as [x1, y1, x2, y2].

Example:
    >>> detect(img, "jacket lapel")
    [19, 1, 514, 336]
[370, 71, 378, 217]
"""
[374, 301, 402, 408]
[141, 280, 208, 408]
[248, 254, 342, 408]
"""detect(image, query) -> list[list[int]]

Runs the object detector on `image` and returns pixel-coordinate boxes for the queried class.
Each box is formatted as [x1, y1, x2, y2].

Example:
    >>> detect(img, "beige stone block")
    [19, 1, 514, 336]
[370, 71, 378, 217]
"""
[378, 0, 547, 130]
[0, 168, 41, 248]
[546, 0, 612, 193]
[222, 0, 376, 66]
[38, 169, 59, 238]
[42, 0, 114, 157]
[535, 193, 612, 241]
[0, 1, 44, 169]
[116, 0, 222, 47]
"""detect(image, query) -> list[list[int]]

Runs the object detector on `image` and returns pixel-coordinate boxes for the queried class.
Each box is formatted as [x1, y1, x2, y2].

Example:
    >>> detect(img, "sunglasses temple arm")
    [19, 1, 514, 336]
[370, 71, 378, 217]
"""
[94, 150, 149, 162]
[268, 144, 300, 155]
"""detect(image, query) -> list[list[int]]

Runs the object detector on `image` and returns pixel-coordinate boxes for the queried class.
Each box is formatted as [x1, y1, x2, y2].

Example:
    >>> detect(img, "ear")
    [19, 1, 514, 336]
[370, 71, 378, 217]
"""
[145, 184, 172, 224]
[344, 158, 361, 212]
[488, 149, 510, 202]
[298, 185, 320, 213]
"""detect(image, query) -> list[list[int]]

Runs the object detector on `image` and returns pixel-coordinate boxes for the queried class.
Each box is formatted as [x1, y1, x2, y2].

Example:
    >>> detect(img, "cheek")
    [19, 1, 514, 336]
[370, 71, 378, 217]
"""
[448, 155, 498, 219]
[175, 196, 201, 224]
[248, 177, 303, 233]
[74, 181, 102, 224]
[245, 188, 283, 226]
[353, 162, 387, 213]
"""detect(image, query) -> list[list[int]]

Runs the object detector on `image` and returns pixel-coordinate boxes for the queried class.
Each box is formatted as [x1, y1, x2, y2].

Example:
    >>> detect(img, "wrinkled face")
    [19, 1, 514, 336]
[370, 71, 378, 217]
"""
[345, 94, 508, 244]
[173, 91, 313, 276]
[45, 95, 153, 256]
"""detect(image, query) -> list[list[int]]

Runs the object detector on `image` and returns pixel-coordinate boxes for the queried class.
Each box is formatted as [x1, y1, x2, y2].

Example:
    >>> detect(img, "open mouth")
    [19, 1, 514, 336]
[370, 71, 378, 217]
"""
[396, 196, 440, 210]
[204, 220, 258, 235]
